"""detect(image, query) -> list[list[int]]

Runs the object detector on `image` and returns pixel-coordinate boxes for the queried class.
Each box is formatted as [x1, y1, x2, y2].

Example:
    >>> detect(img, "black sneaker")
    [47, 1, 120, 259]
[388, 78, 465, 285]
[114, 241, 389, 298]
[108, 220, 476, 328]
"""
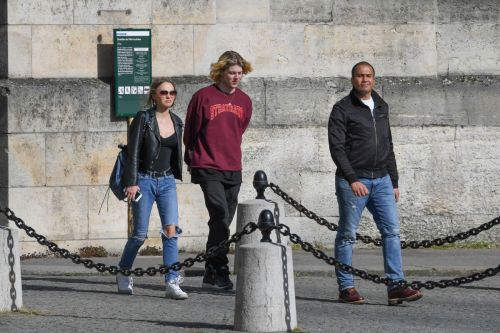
[202, 265, 233, 290]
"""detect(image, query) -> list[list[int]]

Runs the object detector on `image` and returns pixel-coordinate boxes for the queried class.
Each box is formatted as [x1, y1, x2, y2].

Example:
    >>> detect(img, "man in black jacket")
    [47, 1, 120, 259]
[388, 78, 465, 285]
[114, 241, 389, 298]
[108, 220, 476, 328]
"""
[328, 62, 422, 305]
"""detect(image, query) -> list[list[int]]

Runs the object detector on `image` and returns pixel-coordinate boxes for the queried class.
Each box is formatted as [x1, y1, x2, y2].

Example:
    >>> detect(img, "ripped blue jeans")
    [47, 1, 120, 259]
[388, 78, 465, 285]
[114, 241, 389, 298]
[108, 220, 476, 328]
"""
[334, 175, 404, 291]
[119, 172, 181, 282]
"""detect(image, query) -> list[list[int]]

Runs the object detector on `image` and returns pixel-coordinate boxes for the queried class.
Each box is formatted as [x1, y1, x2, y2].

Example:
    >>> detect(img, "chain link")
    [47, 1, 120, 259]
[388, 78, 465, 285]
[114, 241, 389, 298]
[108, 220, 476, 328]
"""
[0, 207, 258, 276]
[268, 183, 500, 248]
[275, 223, 500, 289]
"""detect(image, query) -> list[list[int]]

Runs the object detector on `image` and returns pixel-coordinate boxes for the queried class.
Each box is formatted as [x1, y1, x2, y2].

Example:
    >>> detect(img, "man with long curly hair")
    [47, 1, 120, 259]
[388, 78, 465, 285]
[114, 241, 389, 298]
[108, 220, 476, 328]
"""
[184, 51, 253, 290]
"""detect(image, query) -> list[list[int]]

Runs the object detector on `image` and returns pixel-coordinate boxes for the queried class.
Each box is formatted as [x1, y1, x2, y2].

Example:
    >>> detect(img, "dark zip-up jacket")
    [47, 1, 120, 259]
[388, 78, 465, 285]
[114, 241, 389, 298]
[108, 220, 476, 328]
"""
[328, 89, 398, 188]
[123, 108, 184, 186]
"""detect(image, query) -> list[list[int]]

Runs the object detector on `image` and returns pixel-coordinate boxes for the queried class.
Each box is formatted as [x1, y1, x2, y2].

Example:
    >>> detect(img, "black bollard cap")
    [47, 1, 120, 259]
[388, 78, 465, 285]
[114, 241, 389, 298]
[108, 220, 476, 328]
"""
[258, 209, 274, 243]
[253, 170, 268, 199]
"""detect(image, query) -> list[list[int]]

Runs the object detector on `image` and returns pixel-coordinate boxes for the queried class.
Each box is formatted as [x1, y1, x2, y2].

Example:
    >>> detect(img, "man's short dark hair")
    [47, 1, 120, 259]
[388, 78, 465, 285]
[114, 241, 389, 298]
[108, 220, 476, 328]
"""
[351, 61, 375, 77]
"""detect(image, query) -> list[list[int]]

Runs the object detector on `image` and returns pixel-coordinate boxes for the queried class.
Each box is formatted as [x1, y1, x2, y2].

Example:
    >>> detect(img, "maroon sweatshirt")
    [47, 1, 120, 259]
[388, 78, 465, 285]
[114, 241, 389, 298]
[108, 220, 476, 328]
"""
[183, 85, 252, 171]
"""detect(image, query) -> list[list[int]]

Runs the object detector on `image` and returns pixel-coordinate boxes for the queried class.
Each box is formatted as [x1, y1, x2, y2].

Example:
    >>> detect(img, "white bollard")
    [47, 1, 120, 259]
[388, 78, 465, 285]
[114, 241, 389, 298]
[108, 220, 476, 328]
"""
[0, 227, 23, 311]
[234, 241, 297, 332]
[234, 199, 284, 274]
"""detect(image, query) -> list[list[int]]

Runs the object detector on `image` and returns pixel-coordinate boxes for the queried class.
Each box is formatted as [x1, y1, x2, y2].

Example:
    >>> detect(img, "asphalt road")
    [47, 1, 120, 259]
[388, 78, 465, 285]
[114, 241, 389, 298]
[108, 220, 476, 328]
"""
[1, 274, 499, 333]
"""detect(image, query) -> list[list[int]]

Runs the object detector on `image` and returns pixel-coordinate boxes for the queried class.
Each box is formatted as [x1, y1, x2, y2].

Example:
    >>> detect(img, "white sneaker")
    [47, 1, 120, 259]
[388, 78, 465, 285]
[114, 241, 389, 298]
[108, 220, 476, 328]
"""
[165, 277, 188, 300]
[116, 274, 133, 294]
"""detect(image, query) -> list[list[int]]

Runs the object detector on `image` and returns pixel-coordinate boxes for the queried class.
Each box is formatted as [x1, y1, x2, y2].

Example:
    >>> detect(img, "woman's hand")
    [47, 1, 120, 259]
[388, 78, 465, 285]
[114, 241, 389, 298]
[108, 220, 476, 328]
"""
[125, 185, 140, 201]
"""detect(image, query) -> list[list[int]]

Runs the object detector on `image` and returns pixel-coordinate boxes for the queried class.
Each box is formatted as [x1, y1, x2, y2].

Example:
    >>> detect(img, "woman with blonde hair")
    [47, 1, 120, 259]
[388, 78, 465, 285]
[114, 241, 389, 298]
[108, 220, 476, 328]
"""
[117, 78, 187, 299]
[184, 50, 253, 290]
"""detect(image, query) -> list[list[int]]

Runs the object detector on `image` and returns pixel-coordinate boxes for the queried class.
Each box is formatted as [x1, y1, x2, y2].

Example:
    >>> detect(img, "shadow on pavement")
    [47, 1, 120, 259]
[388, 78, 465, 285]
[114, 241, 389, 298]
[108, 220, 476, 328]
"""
[31, 313, 233, 330]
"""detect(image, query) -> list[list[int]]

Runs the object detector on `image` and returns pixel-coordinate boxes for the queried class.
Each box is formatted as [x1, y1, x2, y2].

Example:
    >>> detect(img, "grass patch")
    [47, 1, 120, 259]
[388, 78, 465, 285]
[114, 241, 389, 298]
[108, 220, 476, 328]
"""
[78, 246, 108, 257]
[0, 307, 42, 316]
[430, 242, 499, 250]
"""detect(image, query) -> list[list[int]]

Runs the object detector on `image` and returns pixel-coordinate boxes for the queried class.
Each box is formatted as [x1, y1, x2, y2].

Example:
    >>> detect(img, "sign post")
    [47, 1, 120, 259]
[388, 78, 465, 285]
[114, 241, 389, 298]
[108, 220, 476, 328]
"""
[114, 29, 152, 237]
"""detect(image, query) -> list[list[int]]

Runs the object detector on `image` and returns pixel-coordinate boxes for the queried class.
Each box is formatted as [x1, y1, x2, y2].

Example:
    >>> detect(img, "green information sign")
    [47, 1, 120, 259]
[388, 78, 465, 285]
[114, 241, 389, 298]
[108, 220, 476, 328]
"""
[113, 29, 152, 118]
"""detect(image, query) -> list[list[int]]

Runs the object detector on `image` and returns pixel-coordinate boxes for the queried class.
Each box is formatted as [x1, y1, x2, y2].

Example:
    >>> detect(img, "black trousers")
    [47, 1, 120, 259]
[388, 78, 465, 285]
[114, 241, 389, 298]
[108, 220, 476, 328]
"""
[200, 180, 241, 269]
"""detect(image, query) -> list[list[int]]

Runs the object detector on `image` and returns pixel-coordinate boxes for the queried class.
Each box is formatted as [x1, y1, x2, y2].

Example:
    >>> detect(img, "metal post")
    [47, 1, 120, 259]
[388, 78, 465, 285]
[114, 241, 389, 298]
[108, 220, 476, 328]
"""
[253, 170, 268, 199]
[258, 209, 274, 243]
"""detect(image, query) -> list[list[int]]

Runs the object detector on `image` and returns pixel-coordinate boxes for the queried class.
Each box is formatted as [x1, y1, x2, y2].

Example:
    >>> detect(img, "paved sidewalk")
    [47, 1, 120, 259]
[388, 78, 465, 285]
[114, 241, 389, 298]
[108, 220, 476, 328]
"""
[2, 248, 499, 332]
[20, 248, 500, 278]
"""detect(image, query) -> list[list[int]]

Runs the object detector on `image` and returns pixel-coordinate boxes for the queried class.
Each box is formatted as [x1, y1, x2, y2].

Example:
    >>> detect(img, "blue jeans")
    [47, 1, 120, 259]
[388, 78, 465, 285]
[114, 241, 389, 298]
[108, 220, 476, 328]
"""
[334, 175, 404, 291]
[119, 173, 181, 282]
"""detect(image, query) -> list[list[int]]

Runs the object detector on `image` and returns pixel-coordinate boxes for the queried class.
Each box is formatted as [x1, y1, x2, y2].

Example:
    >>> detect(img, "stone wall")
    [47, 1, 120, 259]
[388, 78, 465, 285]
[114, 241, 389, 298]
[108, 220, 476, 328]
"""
[0, 0, 499, 253]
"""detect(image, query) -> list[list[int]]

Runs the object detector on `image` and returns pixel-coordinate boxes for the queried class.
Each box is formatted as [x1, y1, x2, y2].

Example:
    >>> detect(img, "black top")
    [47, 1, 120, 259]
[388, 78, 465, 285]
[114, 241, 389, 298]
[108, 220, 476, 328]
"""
[123, 108, 184, 185]
[153, 133, 178, 173]
[190, 167, 242, 185]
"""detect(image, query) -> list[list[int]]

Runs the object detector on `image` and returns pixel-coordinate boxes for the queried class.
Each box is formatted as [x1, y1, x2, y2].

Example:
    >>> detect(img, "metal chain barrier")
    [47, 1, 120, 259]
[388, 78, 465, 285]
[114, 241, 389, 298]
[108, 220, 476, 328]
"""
[0, 207, 258, 277]
[268, 182, 500, 249]
[2, 206, 499, 290]
[275, 223, 500, 289]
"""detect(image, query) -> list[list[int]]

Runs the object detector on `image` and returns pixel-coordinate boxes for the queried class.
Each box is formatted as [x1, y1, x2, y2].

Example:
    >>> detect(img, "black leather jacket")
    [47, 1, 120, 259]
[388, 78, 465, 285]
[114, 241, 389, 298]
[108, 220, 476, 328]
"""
[328, 89, 398, 188]
[123, 108, 183, 186]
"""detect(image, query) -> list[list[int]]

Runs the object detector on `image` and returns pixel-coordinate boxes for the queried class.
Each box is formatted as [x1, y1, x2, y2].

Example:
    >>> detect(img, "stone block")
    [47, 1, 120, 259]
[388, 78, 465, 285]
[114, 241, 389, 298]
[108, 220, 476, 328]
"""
[284, 216, 336, 249]
[7, 25, 31, 78]
[0, 135, 7, 188]
[333, 0, 437, 24]
[177, 182, 209, 237]
[451, 214, 500, 243]
[381, 77, 469, 126]
[168, 76, 264, 126]
[152, 0, 216, 24]
[437, 0, 500, 24]
[451, 77, 500, 126]
[7, 134, 45, 187]
[88, 186, 128, 240]
[8, 0, 73, 24]
[152, 25, 194, 77]
[270, 0, 333, 22]
[6, 79, 87, 132]
[193, 25, 217, 76]
[74, 0, 153, 24]
[0, 227, 22, 311]
[9, 187, 88, 242]
[238, 77, 266, 126]
[400, 215, 453, 241]
[265, 77, 350, 126]
[304, 24, 437, 77]
[299, 171, 339, 218]
[455, 127, 500, 169]
[32, 25, 100, 78]
[0, 186, 8, 226]
[0, 25, 6, 78]
[0, 1, 5, 25]
[242, 127, 317, 176]
[169, 76, 213, 122]
[242, 127, 318, 217]
[216, 0, 270, 23]
[85, 79, 128, 132]
[193, 24, 307, 77]
[6, 79, 126, 133]
[46, 132, 126, 186]
[437, 23, 500, 75]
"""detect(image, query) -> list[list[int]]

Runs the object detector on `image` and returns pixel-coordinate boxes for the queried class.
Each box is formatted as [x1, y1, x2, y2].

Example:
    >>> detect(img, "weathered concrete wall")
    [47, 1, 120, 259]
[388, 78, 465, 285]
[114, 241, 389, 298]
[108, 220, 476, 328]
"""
[1, 76, 499, 253]
[1, 1, 499, 253]
[3, 0, 500, 78]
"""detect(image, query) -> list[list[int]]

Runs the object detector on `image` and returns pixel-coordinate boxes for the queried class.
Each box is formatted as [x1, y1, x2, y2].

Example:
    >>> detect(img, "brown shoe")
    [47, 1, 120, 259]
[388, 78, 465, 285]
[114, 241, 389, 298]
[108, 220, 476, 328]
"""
[388, 286, 423, 306]
[339, 287, 365, 304]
